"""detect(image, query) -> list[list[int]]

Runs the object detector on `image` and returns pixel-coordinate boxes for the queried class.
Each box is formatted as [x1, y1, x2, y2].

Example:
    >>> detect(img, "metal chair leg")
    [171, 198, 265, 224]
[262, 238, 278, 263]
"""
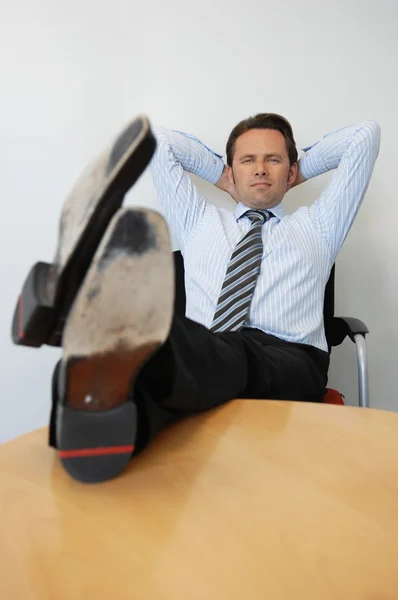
[354, 334, 369, 408]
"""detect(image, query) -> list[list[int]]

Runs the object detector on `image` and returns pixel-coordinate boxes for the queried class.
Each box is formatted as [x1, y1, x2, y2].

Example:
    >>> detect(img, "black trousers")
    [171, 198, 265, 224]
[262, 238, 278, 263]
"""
[132, 313, 330, 453]
[49, 312, 329, 452]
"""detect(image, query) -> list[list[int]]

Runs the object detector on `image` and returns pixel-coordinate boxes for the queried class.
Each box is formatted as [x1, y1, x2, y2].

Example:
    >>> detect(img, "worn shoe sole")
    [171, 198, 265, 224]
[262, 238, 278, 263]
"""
[12, 114, 156, 348]
[55, 207, 174, 483]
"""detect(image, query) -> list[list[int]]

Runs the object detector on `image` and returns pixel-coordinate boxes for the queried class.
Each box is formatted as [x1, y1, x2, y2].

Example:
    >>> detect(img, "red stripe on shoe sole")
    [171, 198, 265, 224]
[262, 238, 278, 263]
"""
[59, 445, 134, 458]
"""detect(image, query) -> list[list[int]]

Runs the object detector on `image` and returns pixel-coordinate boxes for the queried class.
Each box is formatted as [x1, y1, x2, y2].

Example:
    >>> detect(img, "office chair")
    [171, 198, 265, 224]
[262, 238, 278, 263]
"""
[172, 251, 370, 408]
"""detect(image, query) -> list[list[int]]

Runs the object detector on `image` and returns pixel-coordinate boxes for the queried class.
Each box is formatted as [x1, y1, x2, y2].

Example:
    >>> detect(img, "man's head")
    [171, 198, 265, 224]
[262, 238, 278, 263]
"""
[226, 113, 298, 210]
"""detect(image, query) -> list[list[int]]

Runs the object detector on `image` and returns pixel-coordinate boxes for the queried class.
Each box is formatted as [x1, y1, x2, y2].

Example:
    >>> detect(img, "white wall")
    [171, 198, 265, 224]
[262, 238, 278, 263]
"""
[1, 0, 397, 443]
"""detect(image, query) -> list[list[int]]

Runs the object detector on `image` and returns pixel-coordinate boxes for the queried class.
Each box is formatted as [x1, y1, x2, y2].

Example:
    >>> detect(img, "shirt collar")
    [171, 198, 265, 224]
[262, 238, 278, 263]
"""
[233, 201, 287, 222]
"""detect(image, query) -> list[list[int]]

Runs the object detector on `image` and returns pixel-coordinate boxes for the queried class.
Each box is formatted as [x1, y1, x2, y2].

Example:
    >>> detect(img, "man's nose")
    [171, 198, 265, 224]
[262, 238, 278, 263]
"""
[254, 162, 268, 176]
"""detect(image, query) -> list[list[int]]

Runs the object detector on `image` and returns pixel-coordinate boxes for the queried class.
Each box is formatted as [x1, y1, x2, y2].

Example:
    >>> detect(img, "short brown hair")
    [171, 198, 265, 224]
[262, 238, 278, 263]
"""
[226, 113, 298, 167]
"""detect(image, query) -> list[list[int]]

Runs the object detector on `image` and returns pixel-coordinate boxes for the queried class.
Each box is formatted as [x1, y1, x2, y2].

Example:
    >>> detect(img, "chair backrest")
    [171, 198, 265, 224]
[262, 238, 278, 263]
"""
[323, 264, 335, 354]
[172, 251, 338, 355]
[173, 250, 186, 315]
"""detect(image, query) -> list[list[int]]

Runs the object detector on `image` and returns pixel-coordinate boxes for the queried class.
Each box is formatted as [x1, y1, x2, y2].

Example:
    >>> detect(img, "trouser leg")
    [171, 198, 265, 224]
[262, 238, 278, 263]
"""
[132, 316, 329, 452]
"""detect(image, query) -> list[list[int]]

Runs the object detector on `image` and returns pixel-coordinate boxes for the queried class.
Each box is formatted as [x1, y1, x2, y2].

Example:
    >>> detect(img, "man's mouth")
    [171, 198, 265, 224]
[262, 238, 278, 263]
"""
[251, 182, 271, 188]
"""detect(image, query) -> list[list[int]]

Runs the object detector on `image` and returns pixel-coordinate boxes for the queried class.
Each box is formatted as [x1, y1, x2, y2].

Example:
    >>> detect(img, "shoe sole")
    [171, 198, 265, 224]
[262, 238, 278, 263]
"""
[55, 207, 174, 483]
[12, 114, 156, 348]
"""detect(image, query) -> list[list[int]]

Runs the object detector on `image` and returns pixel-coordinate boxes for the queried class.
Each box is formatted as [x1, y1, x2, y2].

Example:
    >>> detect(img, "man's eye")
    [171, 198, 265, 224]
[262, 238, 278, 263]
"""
[243, 159, 252, 163]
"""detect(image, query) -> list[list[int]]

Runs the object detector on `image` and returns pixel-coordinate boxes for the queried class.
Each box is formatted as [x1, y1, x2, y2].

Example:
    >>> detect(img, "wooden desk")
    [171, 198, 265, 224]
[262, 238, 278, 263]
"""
[1, 400, 398, 599]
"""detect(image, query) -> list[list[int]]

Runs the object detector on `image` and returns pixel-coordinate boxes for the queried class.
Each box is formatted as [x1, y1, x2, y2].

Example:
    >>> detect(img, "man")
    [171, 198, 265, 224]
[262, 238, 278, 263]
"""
[48, 112, 381, 482]
[135, 114, 381, 448]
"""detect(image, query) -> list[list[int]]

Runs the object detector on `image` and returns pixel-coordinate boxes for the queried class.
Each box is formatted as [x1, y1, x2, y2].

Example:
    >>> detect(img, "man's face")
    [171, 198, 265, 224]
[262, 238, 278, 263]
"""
[227, 128, 297, 209]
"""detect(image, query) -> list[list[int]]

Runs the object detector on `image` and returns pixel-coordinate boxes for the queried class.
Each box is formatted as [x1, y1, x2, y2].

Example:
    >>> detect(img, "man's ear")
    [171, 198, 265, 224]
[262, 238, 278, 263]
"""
[227, 165, 235, 185]
[287, 162, 298, 187]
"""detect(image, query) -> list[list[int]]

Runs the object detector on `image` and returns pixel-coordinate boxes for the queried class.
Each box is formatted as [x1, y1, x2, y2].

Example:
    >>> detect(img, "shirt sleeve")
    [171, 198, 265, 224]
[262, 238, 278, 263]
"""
[149, 126, 225, 250]
[302, 121, 381, 261]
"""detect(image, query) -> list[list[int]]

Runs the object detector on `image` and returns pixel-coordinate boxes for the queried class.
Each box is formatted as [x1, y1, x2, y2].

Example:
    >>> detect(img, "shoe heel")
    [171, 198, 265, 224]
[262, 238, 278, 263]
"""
[57, 403, 137, 483]
[11, 262, 56, 347]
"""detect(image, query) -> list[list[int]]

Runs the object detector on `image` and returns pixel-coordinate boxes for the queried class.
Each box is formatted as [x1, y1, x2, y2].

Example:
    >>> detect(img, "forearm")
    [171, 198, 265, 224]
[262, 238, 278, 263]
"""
[299, 121, 381, 181]
[151, 126, 224, 185]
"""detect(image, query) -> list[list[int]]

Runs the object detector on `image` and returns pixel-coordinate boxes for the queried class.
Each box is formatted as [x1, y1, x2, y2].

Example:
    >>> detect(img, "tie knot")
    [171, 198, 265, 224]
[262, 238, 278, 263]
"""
[244, 209, 270, 225]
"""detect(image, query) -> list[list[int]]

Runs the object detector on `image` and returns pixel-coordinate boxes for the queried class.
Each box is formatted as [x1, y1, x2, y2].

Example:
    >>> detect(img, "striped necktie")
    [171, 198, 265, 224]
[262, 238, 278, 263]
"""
[210, 209, 272, 333]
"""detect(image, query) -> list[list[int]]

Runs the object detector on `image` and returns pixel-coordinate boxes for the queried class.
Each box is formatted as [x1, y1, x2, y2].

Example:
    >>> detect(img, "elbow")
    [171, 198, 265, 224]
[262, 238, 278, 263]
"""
[150, 126, 173, 161]
[362, 120, 381, 156]
[151, 126, 170, 148]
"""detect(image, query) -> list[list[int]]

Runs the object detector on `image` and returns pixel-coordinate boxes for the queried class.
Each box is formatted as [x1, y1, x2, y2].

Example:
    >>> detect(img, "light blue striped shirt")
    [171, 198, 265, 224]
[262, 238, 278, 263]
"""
[150, 121, 381, 352]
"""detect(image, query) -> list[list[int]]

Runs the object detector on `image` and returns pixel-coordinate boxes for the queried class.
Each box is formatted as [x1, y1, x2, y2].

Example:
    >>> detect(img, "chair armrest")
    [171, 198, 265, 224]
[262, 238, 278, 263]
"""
[326, 316, 370, 408]
[334, 317, 369, 343]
